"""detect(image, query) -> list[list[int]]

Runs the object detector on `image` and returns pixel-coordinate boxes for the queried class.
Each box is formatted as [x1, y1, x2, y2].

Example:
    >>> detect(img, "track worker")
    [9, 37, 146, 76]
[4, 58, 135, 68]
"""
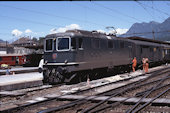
[145, 58, 149, 73]
[132, 57, 137, 72]
[142, 58, 146, 72]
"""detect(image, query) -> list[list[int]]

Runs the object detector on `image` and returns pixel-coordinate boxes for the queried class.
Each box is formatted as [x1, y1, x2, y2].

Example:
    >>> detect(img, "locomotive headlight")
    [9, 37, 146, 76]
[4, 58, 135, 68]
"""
[64, 60, 68, 64]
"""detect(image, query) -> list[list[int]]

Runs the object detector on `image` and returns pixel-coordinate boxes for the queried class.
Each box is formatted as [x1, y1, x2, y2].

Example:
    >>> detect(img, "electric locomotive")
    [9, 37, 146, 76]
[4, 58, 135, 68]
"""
[41, 29, 170, 84]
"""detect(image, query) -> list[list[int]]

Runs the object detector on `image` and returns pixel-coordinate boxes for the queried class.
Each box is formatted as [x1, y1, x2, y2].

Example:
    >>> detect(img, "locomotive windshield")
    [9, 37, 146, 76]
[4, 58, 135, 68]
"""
[57, 37, 70, 51]
[45, 39, 53, 51]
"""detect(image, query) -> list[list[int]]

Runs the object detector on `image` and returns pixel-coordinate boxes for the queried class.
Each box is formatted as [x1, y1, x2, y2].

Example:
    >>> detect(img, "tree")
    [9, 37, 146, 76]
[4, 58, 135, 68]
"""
[32, 37, 38, 42]
[38, 37, 45, 46]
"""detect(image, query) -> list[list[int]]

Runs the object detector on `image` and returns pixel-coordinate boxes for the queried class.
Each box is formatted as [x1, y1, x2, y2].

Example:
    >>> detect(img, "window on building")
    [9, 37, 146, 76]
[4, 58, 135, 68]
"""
[12, 56, 15, 61]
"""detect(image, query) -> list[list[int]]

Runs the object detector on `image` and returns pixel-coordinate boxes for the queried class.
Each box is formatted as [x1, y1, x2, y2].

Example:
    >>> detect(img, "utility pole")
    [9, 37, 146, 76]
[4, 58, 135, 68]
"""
[152, 30, 155, 40]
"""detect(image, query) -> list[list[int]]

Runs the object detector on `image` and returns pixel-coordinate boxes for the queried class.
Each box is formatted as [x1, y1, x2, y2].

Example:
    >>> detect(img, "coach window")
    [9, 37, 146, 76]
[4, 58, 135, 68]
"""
[71, 38, 76, 50]
[45, 39, 53, 52]
[78, 38, 83, 50]
[120, 41, 124, 48]
[0, 57, 2, 61]
[154, 48, 157, 52]
[108, 40, 113, 48]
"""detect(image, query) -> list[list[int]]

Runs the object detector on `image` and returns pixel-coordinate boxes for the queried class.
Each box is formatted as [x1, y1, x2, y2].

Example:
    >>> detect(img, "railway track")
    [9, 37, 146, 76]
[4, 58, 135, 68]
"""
[37, 67, 170, 113]
[0, 65, 169, 113]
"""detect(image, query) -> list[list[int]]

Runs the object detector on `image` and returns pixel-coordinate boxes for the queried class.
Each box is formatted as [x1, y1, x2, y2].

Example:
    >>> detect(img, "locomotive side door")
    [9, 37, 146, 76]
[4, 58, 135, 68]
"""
[77, 37, 84, 61]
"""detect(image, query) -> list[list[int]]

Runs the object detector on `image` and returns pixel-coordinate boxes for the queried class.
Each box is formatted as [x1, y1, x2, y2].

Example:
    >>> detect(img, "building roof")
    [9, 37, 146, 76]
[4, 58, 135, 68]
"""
[0, 53, 27, 56]
[125, 36, 170, 45]
[0, 42, 13, 47]
[12, 37, 35, 45]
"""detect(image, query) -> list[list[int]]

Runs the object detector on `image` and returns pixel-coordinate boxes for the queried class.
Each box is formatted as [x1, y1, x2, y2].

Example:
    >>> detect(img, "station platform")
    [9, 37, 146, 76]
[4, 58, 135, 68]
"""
[0, 67, 39, 75]
[0, 72, 43, 91]
[0, 64, 169, 92]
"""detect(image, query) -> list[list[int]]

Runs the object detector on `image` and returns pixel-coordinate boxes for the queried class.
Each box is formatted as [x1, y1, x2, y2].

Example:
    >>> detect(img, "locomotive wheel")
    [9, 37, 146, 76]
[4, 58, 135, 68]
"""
[49, 71, 64, 84]
[43, 69, 50, 83]
[65, 73, 78, 84]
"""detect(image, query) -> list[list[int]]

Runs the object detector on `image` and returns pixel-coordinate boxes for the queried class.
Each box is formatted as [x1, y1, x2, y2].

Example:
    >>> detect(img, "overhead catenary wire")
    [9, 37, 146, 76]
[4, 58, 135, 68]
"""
[0, 15, 65, 28]
[136, 2, 165, 21]
[0, 3, 106, 28]
[136, 1, 170, 17]
[135, 1, 155, 19]
[92, 2, 143, 22]
[135, 1, 156, 40]
[73, 2, 134, 24]
[0, 2, 169, 41]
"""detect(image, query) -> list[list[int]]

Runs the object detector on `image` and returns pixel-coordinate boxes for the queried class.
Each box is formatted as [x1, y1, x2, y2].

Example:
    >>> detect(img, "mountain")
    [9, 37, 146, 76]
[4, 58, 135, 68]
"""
[121, 17, 170, 41]
[0, 39, 5, 43]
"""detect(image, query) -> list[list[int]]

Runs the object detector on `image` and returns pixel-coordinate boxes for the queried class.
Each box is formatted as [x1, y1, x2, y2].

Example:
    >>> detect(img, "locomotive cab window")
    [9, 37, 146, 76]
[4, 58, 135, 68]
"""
[45, 39, 53, 52]
[57, 37, 70, 51]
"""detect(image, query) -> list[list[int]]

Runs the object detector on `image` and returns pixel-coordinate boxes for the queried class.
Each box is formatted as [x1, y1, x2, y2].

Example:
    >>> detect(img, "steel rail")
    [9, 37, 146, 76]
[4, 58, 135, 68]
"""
[38, 67, 170, 113]
[135, 83, 170, 97]
[13, 66, 169, 113]
[90, 80, 170, 113]
[90, 97, 131, 113]
[99, 76, 169, 96]
[80, 72, 170, 113]
[132, 88, 170, 113]
[126, 75, 169, 113]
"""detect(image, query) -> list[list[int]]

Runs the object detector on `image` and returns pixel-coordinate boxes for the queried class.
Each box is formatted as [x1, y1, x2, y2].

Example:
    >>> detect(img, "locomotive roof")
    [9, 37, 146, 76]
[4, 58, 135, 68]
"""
[46, 29, 117, 39]
[45, 30, 170, 47]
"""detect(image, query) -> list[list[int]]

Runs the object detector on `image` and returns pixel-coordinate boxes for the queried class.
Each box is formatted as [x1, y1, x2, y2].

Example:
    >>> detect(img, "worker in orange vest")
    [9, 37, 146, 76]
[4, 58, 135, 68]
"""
[145, 58, 149, 73]
[142, 58, 146, 72]
[132, 57, 137, 72]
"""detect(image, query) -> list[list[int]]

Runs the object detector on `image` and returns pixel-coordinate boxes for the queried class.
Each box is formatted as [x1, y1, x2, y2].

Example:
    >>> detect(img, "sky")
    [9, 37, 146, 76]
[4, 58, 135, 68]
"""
[0, 1, 170, 42]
